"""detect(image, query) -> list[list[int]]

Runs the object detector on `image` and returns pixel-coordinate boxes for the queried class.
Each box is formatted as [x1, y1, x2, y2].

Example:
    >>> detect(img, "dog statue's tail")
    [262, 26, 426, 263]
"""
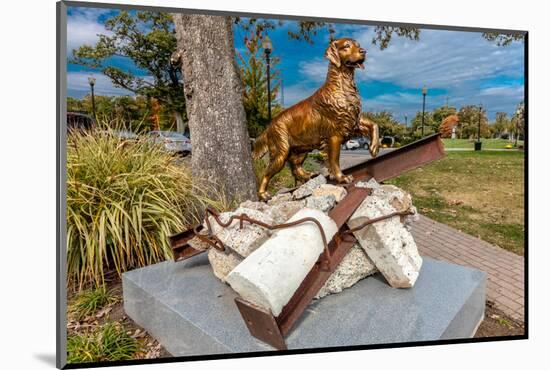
[252, 129, 269, 160]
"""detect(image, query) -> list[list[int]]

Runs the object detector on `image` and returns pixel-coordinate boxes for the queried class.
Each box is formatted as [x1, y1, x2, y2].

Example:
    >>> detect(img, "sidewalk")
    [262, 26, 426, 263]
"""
[411, 215, 525, 322]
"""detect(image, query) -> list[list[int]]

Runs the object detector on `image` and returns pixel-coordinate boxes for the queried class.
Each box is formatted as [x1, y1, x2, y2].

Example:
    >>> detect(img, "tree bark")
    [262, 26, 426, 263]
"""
[172, 14, 257, 202]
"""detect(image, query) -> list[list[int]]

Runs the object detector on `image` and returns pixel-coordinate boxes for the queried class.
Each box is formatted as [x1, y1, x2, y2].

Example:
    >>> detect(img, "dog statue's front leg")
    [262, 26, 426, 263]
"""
[359, 116, 380, 157]
[327, 136, 353, 184]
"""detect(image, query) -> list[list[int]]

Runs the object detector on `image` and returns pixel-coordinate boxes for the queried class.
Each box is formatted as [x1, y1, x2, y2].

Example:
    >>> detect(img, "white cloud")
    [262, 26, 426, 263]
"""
[67, 72, 134, 96]
[283, 84, 318, 106]
[67, 8, 112, 56]
[290, 28, 524, 120]
[298, 58, 328, 84]
[352, 28, 524, 90]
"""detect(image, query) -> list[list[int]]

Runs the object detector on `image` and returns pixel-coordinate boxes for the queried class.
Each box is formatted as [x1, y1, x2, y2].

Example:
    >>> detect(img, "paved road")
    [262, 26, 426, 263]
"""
[340, 148, 394, 169]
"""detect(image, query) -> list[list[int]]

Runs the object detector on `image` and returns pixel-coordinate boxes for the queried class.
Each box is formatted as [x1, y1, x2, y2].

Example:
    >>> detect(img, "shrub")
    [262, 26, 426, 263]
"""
[69, 286, 117, 320]
[67, 127, 228, 289]
[67, 323, 140, 363]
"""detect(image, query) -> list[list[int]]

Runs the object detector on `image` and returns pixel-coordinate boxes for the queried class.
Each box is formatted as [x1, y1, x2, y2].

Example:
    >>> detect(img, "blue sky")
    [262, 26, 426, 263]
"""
[67, 6, 525, 122]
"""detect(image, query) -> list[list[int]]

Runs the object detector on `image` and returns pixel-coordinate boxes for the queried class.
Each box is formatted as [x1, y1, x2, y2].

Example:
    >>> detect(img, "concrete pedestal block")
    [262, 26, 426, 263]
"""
[123, 255, 486, 356]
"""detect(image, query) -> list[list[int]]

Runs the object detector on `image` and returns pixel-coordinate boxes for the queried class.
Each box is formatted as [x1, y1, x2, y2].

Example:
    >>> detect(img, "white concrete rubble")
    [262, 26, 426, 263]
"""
[267, 192, 293, 205]
[207, 248, 242, 282]
[268, 200, 306, 223]
[208, 207, 274, 258]
[226, 208, 338, 316]
[305, 194, 336, 213]
[347, 184, 422, 288]
[316, 243, 377, 298]
[312, 184, 347, 202]
[292, 175, 327, 199]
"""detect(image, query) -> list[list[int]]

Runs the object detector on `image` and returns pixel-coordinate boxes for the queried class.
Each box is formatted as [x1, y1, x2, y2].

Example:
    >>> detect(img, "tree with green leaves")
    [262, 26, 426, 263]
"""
[457, 105, 490, 139]
[491, 112, 511, 138]
[411, 111, 436, 136]
[70, 11, 187, 132]
[511, 101, 525, 141]
[234, 17, 420, 49]
[362, 111, 406, 139]
[482, 32, 525, 46]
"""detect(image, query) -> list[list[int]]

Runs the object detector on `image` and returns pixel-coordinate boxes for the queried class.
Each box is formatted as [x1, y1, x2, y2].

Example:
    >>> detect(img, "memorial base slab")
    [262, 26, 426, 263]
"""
[122, 254, 486, 356]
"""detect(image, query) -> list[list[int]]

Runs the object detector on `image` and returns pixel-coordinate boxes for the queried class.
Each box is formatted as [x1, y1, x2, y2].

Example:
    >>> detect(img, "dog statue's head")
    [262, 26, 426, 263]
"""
[325, 38, 366, 69]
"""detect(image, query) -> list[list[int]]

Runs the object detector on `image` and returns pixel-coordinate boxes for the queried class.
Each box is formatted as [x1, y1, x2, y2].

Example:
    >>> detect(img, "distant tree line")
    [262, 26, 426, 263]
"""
[360, 101, 524, 144]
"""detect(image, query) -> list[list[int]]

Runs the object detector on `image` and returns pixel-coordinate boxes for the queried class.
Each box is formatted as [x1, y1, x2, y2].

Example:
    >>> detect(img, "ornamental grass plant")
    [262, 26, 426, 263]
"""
[67, 124, 228, 290]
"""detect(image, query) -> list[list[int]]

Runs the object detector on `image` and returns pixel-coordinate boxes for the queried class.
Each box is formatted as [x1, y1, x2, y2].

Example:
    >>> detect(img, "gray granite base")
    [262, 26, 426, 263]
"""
[122, 254, 486, 356]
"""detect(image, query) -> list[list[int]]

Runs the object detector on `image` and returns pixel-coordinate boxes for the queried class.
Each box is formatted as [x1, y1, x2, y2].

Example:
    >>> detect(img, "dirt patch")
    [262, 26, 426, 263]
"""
[475, 304, 524, 337]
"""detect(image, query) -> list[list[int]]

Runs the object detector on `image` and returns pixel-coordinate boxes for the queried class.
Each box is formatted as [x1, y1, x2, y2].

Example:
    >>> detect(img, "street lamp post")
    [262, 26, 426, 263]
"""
[421, 86, 427, 137]
[475, 104, 482, 151]
[88, 76, 97, 121]
[263, 35, 273, 122]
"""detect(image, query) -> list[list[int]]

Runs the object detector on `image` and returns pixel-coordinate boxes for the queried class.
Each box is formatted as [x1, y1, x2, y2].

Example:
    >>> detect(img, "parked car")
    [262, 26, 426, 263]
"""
[343, 139, 360, 150]
[353, 137, 371, 149]
[100, 129, 139, 141]
[381, 136, 395, 148]
[67, 112, 94, 132]
[147, 130, 192, 155]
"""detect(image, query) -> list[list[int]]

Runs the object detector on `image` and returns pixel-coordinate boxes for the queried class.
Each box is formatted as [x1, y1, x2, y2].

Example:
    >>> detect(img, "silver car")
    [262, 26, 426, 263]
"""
[147, 131, 192, 155]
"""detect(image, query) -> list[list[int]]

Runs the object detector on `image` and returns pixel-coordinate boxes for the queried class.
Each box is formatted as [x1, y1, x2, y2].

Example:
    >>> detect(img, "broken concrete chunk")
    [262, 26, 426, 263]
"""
[187, 231, 211, 251]
[207, 248, 242, 283]
[356, 177, 380, 189]
[292, 175, 327, 200]
[226, 208, 338, 316]
[312, 184, 347, 203]
[267, 192, 293, 205]
[208, 207, 274, 258]
[347, 184, 422, 288]
[305, 194, 336, 213]
[238, 200, 272, 214]
[268, 200, 305, 224]
[316, 243, 377, 298]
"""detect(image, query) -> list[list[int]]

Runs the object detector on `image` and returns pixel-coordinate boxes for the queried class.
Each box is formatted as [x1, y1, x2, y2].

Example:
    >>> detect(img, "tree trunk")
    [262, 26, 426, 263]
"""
[172, 14, 257, 202]
[174, 111, 186, 133]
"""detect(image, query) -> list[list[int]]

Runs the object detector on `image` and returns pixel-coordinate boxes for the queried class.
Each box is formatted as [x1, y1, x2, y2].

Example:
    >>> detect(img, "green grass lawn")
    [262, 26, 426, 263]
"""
[442, 138, 524, 149]
[387, 151, 525, 255]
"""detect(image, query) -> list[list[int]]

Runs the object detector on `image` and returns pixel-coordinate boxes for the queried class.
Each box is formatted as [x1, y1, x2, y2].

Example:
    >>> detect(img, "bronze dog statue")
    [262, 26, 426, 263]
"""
[253, 38, 379, 201]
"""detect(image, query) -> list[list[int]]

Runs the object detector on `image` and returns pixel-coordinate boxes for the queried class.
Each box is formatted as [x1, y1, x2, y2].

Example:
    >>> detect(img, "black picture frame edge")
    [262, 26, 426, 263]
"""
[56, 1, 529, 369]
[57, 1, 68, 368]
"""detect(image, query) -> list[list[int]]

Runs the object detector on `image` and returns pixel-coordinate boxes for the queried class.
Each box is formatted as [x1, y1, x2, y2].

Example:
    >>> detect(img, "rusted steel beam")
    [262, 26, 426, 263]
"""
[169, 226, 205, 262]
[276, 231, 357, 337]
[235, 297, 288, 350]
[234, 135, 446, 350]
[236, 184, 374, 347]
[329, 182, 373, 228]
[343, 133, 445, 182]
